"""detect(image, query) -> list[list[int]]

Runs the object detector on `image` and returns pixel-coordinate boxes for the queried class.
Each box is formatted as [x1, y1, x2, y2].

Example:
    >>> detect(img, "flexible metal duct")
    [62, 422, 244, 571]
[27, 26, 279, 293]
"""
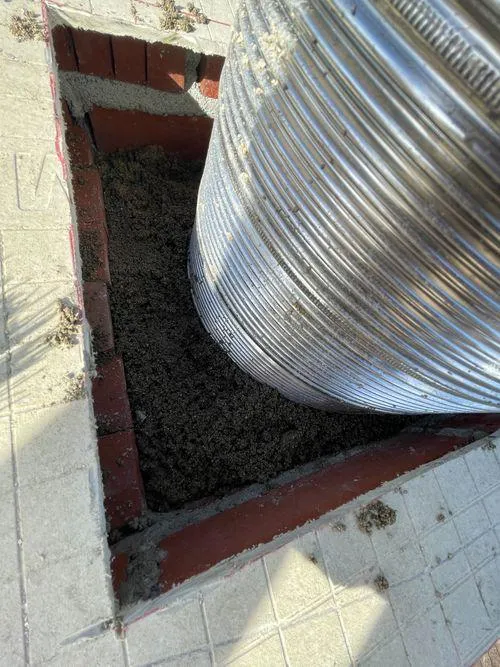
[189, 0, 500, 413]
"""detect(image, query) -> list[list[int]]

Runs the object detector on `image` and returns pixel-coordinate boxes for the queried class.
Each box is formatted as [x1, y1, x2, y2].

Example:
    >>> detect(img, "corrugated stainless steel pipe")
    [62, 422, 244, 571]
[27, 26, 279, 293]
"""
[189, 0, 500, 413]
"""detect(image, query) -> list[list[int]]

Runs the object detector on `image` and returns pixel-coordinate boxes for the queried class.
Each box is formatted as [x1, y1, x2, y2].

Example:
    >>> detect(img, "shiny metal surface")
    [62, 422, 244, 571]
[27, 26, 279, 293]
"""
[189, 0, 500, 413]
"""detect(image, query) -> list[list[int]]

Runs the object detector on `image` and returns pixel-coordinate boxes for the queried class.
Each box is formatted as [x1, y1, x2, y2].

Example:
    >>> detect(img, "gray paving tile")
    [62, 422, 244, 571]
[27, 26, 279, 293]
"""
[282, 609, 350, 667]
[454, 502, 491, 545]
[20, 466, 104, 572]
[214, 633, 285, 666]
[126, 596, 207, 667]
[14, 401, 96, 487]
[26, 551, 113, 664]
[46, 631, 124, 667]
[442, 577, 493, 660]
[475, 556, 500, 627]
[434, 455, 478, 513]
[265, 531, 331, 621]
[466, 445, 500, 493]
[403, 604, 458, 667]
[3, 230, 73, 285]
[317, 512, 378, 587]
[402, 471, 450, 535]
[0, 578, 24, 667]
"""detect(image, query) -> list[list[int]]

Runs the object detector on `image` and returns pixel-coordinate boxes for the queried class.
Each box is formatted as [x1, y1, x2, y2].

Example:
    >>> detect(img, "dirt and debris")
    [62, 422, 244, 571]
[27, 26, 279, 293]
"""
[9, 9, 44, 42]
[159, 0, 207, 32]
[333, 521, 347, 532]
[357, 500, 397, 535]
[187, 2, 209, 24]
[130, 0, 139, 22]
[98, 147, 414, 511]
[64, 373, 86, 402]
[374, 573, 389, 592]
[436, 512, 446, 523]
[46, 300, 81, 348]
[482, 438, 496, 451]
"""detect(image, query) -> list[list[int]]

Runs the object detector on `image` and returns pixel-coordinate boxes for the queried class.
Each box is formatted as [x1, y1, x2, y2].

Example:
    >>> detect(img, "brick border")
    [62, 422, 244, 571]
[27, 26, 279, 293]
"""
[61, 39, 500, 607]
[111, 420, 500, 600]
[62, 55, 219, 591]
[52, 26, 223, 101]
[89, 107, 213, 157]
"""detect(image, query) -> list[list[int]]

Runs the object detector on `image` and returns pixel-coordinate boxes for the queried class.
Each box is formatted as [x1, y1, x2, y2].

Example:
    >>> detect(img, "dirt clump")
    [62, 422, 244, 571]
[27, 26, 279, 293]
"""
[187, 2, 208, 23]
[97, 147, 414, 512]
[46, 300, 81, 348]
[374, 573, 389, 592]
[482, 438, 496, 451]
[159, 0, 206, 32]
[64, 373, 86, 402]
[357, 500, 397, 535]
[9, 10, 44, 41]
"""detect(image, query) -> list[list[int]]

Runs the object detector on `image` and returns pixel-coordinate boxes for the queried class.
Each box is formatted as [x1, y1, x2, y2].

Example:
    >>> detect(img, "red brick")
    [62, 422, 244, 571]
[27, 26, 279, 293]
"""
[157, 432, 474, 592]
[197, 54, 225, 98]
[111, 35, 146, 85]
[111, 552, 129, 594]
[147, 43, 186, 93]
[51, 25, 78, 71]
[72, 29, 114, 78]
[72, 166, 106, 228]
[90, 107, 213, 159]
[98, 430, 146, 530]
[92, 356, 133, 435]
[83, 281, 114, 353]
[79, 225, 110, 283]
[62, 102, 93, 168]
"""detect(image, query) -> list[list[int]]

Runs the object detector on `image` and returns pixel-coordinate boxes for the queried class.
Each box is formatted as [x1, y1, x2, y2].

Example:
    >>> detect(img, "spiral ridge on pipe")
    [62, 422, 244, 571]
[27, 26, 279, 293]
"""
[189, 0, 500, 413]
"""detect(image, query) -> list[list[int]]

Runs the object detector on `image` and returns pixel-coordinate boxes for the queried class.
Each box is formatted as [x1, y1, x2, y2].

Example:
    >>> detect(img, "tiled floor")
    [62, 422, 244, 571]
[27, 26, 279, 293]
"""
[0, 1, 498, 665]
[121, 435, 500, 667]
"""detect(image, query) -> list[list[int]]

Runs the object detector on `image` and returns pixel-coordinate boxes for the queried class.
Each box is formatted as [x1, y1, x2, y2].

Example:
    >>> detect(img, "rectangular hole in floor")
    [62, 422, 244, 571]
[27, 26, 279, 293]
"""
[96, 146, 412, 515]
[54, 24, 427, 605]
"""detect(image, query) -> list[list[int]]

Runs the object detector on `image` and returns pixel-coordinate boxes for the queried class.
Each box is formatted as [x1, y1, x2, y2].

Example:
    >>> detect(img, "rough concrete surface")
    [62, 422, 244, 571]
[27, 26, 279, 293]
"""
[61, 51, 218, 120]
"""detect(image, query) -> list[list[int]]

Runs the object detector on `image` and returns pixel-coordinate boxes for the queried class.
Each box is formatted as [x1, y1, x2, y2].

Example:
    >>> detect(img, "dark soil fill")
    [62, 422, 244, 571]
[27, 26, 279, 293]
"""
[98, 147, 413, 512]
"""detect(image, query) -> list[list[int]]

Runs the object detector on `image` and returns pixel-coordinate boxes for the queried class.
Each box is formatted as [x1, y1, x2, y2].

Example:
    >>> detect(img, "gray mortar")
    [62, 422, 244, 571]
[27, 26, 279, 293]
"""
[60, 50, 218, 120]
[119, 541, 165, 606]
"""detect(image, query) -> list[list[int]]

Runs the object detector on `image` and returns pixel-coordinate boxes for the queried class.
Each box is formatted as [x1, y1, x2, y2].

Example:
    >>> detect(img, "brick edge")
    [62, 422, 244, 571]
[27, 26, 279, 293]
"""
[52, 27, 222, 100]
